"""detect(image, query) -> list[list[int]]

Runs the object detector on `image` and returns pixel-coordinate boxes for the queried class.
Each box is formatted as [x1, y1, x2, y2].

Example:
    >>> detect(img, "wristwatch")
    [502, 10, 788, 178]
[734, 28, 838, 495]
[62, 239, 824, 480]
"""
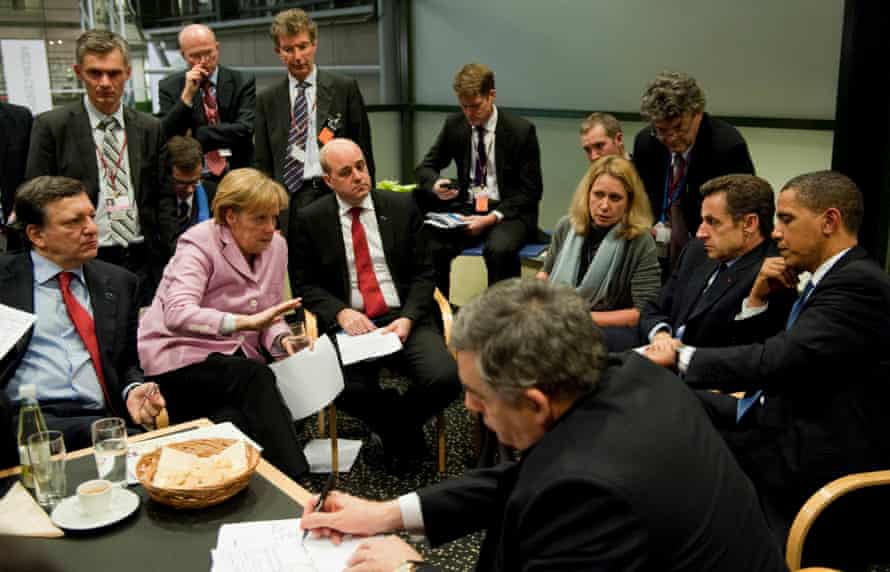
[395, 560, 426, 572]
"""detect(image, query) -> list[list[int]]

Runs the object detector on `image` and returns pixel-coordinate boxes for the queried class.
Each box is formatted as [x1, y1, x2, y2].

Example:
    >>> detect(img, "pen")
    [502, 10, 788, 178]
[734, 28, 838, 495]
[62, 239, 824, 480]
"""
[303, 472, 336, 541]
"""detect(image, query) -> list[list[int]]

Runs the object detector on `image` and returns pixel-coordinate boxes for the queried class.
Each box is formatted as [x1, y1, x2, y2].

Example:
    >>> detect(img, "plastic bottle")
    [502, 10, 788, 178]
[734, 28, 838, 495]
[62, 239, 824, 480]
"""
[16, 384, 47, 488]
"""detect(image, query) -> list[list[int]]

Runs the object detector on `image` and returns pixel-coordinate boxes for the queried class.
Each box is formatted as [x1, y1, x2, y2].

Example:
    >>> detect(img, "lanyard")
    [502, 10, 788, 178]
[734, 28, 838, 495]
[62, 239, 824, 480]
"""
[96, 134, 128, 197]
[660, 156, 688, 222]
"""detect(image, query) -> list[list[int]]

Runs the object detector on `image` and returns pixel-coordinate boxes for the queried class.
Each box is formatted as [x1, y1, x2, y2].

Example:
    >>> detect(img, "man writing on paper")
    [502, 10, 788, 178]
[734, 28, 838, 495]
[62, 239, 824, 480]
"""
[1, 176, 165, 450]
[288, 139, 459, 474]
[299, 279, 784, 572]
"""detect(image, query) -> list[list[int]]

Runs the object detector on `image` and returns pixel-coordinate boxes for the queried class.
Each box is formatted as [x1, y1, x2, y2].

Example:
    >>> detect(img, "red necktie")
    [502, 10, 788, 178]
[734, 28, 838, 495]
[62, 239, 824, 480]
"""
[349, 207, 388, 318]
[57, 272, 116, 415]
[200, 81, 227, 177]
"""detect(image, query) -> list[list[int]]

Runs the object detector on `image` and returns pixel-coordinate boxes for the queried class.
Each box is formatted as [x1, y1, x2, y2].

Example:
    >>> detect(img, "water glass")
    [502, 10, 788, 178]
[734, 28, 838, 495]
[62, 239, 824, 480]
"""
[27, 430, 66, 509]
[91, 417, 127, 487]
[285, 320, 311, 354]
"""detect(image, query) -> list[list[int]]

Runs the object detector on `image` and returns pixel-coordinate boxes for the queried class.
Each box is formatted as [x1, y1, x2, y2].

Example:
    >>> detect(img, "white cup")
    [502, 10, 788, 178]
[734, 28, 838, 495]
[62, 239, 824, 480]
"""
[77, 479, 113, 516]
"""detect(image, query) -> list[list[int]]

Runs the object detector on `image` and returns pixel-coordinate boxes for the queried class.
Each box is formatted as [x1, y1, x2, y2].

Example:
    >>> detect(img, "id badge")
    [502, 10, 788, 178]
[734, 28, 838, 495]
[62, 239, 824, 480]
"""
[289, 144, 306, 163]
[218, 148, 233, 158]
[653, 221, 671, 258]
[318, 127, 334, 145]
[107, 196, 131, 220]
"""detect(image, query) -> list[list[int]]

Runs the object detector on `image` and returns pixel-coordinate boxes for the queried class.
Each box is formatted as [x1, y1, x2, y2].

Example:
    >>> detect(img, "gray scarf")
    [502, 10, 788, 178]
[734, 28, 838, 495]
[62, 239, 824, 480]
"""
[548, 223, 626, 308]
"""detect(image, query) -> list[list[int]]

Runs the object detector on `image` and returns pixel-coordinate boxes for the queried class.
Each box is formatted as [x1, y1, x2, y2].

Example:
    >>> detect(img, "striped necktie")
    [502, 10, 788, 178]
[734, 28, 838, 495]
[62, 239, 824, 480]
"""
[283, 82, 309, 194]
[98, 117, 138, 247]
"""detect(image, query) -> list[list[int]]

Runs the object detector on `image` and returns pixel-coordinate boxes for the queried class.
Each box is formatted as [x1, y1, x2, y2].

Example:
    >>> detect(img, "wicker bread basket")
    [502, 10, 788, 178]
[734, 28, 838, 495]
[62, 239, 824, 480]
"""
[135, 438, 260, 509]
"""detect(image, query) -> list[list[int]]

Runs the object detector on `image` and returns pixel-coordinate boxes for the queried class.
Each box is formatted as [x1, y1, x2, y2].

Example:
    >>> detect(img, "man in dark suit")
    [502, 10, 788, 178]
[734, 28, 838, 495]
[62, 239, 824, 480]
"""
[255, 8, 374, 236]
[289, 139, 459, 472]
[638, 174, 794, 350]
[0, 101, 32, 252]
[416, 63, 543, 297]
[25, 30, 176, 305]
[166, 135, 216, 240]
[633, 71, 755, 278]
[300, 279, 784, 572]
[1, 176, 165, 450]
[645, 171, 890, 543]
[157, 24, 255, 178]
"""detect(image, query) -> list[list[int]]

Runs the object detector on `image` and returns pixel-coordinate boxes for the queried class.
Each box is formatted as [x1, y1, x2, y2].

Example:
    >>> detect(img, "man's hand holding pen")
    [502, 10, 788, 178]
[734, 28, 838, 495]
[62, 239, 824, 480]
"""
[300, 491, 403, 544]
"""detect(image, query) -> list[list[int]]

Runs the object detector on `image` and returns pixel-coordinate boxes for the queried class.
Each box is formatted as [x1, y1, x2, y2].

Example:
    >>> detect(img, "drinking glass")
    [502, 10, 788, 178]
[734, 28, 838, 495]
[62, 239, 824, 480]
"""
[27, 430, 66, 509]
[91, 417, 128, 487]
[285, 320, 311, 354]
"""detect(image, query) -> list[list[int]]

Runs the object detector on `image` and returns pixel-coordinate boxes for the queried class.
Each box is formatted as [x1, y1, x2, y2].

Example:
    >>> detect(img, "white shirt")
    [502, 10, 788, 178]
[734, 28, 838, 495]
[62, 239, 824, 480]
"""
[288, 66, 322, 180]
[470, 105, 500, 202]
[83, 95, 142, 247]
[336, 194, 401, 312]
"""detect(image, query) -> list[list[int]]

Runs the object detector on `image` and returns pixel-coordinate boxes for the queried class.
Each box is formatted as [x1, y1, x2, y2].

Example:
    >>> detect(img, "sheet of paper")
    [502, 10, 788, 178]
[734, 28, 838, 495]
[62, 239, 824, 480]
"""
[126, 421, 261, 485]
[0, 482, 64, 537]
[424, 212, 468, 229]
[0, 303, 35, 360]
[213, 518, 363, 572]
[303, 438, 363, 473]
[268, 335, 344, 420]
[336, 330, 402, 366]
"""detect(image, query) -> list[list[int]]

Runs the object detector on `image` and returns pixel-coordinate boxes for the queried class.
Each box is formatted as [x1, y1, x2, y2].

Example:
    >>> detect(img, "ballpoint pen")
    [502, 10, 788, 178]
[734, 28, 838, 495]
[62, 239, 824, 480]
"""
[303, 472, 337, 541]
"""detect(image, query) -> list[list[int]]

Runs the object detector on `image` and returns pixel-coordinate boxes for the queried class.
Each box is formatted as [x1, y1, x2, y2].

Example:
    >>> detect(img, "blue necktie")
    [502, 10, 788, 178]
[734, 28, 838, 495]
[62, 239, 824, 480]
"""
[736, 280, 814, 422]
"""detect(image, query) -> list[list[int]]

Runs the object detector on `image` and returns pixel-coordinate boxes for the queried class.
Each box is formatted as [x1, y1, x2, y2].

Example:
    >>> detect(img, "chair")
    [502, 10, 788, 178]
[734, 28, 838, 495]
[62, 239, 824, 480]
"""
[310, 288, 453, 476]
[786, 470, 890, 571]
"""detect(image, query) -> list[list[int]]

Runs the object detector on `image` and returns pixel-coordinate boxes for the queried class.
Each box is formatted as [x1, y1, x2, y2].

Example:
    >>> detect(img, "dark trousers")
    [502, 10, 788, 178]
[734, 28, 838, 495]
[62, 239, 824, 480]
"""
[334, 316, 460, 452]
[153, 352, 309, 480]
[424, 216, 531, 298]
[279, 177, 331, 238]
[9, 400, 143, 452]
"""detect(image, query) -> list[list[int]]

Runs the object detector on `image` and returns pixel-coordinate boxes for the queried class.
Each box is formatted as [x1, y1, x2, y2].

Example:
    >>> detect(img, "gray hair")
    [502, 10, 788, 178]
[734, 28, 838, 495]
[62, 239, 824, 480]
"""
[75, 29, 130, 66]
[640, 71, 706, 122]
[450, 279, 605, 404]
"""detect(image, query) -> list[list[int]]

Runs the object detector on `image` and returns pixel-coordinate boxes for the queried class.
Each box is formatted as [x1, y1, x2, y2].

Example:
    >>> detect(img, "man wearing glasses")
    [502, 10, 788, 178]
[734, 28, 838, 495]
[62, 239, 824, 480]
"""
[633, 71, 754, 279]
[166, 136, 216, 241]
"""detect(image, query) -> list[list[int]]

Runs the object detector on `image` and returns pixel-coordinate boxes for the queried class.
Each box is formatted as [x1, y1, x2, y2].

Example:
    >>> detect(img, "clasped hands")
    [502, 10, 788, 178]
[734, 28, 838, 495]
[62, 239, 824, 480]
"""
[336, 308, 412, 342]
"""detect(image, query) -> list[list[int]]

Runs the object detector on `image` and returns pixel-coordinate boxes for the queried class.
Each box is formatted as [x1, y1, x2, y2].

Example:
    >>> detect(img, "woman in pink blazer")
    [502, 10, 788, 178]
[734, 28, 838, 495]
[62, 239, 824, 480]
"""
[138, 168, 309, 479]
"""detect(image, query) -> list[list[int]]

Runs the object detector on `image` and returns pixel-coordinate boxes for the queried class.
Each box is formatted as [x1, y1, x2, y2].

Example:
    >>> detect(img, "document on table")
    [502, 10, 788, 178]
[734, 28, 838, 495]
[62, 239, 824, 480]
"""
[269, 335, 344, 420]
[424, 212, 468, 229]
[336, 330, 402, 365]
[0, 303, 35, 360]
[211, 518, 364, 572]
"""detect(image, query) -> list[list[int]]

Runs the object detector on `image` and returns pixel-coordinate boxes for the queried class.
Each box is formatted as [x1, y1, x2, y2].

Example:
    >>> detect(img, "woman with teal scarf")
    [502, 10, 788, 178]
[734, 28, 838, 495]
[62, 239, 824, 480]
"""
[538, 156, 660, 328]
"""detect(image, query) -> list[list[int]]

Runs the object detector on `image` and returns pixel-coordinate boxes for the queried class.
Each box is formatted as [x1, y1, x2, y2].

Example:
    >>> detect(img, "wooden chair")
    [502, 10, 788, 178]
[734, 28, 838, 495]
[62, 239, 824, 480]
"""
[310, 288, 453, 476]
[786, 470, 890, 571]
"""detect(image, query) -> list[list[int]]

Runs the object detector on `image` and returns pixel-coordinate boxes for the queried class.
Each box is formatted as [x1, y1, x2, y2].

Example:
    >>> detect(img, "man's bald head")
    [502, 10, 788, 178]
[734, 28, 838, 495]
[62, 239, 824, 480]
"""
[179, 24, 219, 75]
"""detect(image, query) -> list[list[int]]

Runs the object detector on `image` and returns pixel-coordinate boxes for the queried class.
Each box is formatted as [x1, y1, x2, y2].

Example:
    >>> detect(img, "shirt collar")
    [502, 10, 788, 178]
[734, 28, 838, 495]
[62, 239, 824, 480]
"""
[289, 65, 317, 91]
[810, 247, 852, 287]
[30, 250, 86, 286]
[336, 193, 374, 217]
[83, 95, 125, 130]
[482, 105, 498, 133]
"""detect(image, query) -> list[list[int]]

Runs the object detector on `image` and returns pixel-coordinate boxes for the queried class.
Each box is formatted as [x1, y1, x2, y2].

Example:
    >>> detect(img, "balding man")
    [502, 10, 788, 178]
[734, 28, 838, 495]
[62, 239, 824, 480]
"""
[158, 24, 256, 179]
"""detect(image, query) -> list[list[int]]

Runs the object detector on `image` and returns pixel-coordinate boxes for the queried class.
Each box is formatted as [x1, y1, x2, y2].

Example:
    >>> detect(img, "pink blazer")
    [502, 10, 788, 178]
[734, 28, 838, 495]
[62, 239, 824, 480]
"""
[138, 221, 290, 376]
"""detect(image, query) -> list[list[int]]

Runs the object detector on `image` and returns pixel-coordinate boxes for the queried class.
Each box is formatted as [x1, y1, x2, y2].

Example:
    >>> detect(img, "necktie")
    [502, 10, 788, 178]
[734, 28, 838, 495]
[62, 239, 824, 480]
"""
[200, 81, 227, 177]
[178, 201, 191, 234]
[473, 126, 487, 187]
[283, 82, 309, 194]
[98, 117, 137, 248]
[350, 207, 388, 318]
[57, 272, 116, 416]
[667, 154, 689, 264]
[737, 280, 815, 422]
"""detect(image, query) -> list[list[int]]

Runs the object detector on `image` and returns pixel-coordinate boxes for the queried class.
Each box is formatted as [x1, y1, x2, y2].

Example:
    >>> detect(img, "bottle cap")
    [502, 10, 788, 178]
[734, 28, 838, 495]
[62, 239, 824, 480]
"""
[18, 384, 37, 400]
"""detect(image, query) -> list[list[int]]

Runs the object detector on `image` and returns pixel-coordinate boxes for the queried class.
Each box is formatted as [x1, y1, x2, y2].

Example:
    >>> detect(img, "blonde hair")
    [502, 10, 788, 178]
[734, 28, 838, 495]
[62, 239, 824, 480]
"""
[568, 156, 653, 240]
[452, 63, 495, 98]
[211, 168, 288, 224]
[270, 8, 317, 46]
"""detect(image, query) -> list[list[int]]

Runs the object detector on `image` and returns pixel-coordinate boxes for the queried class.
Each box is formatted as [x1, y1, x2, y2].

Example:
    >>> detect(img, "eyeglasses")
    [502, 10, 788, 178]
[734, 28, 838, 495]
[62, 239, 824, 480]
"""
[650, 114, 695, 141]
[173, 176, 201, 189]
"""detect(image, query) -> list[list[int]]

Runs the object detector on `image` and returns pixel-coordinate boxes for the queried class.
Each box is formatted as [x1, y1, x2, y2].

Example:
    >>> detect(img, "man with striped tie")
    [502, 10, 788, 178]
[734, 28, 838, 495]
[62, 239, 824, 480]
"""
[255, 8, 375, 238]
[25, 30, 176, 305]
[643, 171, 890, 544]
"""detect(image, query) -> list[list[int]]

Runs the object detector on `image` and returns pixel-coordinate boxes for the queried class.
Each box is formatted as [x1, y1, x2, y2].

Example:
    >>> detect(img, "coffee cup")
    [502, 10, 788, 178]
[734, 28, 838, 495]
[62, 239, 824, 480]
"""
[77, 479, 113, 516]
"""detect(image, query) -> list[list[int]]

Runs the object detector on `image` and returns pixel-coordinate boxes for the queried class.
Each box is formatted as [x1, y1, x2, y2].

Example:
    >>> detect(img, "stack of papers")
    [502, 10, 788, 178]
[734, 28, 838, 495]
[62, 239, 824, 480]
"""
[211, 519, 364, 572]
[336, 331, 402, 365]
[424, 212, 468, 229]
[269, 336, 345, 420]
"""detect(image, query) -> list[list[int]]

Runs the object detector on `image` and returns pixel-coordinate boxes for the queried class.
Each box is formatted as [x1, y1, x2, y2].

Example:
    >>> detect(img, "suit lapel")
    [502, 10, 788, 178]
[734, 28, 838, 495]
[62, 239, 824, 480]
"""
[372, 191, 396, 270]
[494, 113, 509, 191]
[677, 256, 719, 323]
[315, 69, 333, 138]
[83, 261, 116, 371]
[271, 78, 291, 175]
[0, 253, 36, 381]
[123, 106, 142, 201]
[219, 226, 258, 284]
[215, 66, 234, 119]
[73, 104, 101, 201]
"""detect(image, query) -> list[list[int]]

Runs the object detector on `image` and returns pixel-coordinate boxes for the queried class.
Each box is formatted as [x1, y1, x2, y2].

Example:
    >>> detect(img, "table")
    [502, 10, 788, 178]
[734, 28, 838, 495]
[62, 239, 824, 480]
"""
[0, 419, 312, 571]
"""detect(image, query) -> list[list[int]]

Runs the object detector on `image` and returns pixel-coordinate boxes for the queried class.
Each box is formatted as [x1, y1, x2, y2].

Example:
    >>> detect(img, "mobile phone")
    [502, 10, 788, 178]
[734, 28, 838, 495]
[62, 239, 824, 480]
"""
[442, 180, 460, 190]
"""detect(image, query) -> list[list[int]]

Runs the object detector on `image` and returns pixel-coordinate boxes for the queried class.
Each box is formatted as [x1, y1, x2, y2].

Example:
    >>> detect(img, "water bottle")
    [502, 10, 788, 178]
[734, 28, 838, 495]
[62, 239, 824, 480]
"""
[16, 384, 47, 488]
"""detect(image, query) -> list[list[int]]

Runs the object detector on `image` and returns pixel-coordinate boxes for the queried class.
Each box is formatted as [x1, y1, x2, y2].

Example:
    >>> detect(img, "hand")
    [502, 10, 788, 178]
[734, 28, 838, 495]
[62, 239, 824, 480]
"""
[463, 214, 497, 236]
[181, 66, 208, 104]
[649, 332, 681, 355]
[300, 491, 403, 545]
[125, 382, 166, 426]
[535, 271, 549, 281]
[346, 536, 423, 572]
[281, 334, 314, 355]
[235, 298, 302, 332]
[643, 342, 678, 369]
[337, 308, 377, 335]
[748, 257, 798, 307]
[432, 178, 459, 201]
[380, 317, 412, 343]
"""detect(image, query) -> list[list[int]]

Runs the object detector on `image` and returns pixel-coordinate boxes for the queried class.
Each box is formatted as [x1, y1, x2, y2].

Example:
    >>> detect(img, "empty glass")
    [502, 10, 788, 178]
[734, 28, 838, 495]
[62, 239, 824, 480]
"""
[27, 430, 66, 509]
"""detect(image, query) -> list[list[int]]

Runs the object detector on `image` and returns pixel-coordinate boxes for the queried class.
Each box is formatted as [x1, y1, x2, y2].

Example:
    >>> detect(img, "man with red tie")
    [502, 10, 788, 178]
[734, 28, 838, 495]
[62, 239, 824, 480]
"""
[158, 24, 256, 179]
[0, 176, 165, 450]
[288, 139, 460, 473]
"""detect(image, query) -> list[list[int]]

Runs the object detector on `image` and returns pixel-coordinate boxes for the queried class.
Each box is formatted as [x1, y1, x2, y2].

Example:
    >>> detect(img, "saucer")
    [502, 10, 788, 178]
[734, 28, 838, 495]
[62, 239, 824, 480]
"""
[51, 488, 140, 531]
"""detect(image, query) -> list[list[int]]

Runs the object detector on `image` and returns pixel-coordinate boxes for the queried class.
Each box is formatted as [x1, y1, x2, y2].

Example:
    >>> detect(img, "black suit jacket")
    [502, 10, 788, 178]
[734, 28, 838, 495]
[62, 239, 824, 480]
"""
[687, 246, 890, 497]
[418, 353, 784, 571]
[288, 190, 433, 331]
[25, 101, 177, 277]
[157, 65, 256, 169]
[255, 70, 375, 183]
[633, 113, 754, 234]
[415, 109, 543, 230]
[640, 238, 794, 346]
[0, 251, 143, 418]
[0, 102, 32, 222]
